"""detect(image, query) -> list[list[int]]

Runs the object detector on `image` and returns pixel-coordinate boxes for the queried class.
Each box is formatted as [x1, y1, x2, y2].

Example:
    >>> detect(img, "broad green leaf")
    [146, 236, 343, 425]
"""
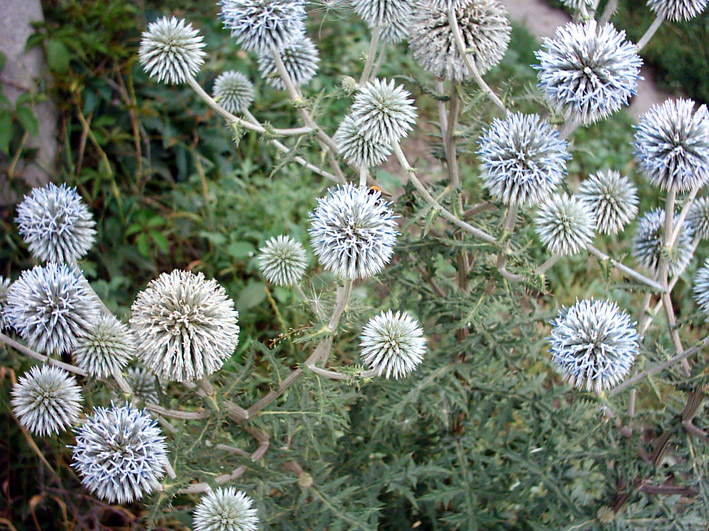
[15, 105, 38, 137]
[47, 39, 71, 73]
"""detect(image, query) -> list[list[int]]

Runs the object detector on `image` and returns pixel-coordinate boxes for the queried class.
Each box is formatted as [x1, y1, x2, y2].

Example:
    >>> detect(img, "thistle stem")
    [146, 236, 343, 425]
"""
[536, 254, 561, 275]
[598, 0, 618, 25]
[0, 332, 87, 377]
[636, 14, 664, 52]
[586, 244, 665, 292]
[360, 25, 381, 85]
[668, 185, 699, 247]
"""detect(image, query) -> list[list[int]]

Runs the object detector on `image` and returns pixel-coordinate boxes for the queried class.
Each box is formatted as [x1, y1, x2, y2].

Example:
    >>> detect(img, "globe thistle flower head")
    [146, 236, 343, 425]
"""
[125, 367, 160, 404]
[578, 170, 639, 235]
[16, 182, 96, 264]
[380, 15, 410, 44]
[258, 235, 308, 286]
[334, 114, 393, 167]
[633, 99, 709, 193]
[11, 365, 82, 436]
[309, 185, 398, 279]
[632, 208, 694, 277]
[139, 16, 206, 84]
[257, 36, 320, 90]
[0, 276, 11, 331]
[6, 264, 100, 355]
[535, 21, 642, 125]
[74, 314, 135, 379]
[72, 403, 167, 504]
[360, 310, 426, 379]
[688, 196, 709, 239]
[548, 299, 639, 393]
[351, 0, 411, 27]
[477, 113, 570, 207]
[351, 78, 417, 144]
[219, 0, 306, 52]
[409, 0, 511, 82]
[213, 71, 255, 114]
[647, 0, 708, 22]
[129, 270, 240, 383]
[560, 0, 595, 13]
[693, 259, 709, 315]
[193, 487, 259, 531]
[535, 194, 595, 256]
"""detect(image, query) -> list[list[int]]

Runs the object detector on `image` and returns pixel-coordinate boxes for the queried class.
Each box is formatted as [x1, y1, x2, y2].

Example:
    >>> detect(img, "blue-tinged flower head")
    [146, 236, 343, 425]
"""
[535, 194, 595, 256]
[535, 21, 642, 125]
[258, 235, 308, 286]
[351, 0, 412, 27]
[6, 264, 100, 355]
[16, 182, 96, 264]
[334, 114, 393, 167]
[139, 16, 206, 84]
[688, 196, 709, 240]
[213, 71, 255, 114]
[549, 299, 639, 393]
[0, 276, 11, 331]
[351, 78, 417, 144]
[125, 366, 160, 405]
[11, 365, 82, 436]
[360, 310, 426, 379]
[578, 170, 639, 235]
[693, 259, 709, 315]
[632, 208, 694, 277]
[309, 185, 398, 279]
[220, 0, 306, 52]
[647, 0, 708, 21]
[194, 487, 259, 531]
[477, 113, 570, 207]
[257, 36, 320, 90]
[72, 403, 167, 504]
[74, 314, 135, 379]
[633, 99, 709, 193]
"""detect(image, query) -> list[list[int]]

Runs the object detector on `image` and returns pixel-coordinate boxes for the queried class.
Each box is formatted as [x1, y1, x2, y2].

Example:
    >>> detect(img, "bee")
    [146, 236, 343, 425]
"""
[367, 185, 392, 203]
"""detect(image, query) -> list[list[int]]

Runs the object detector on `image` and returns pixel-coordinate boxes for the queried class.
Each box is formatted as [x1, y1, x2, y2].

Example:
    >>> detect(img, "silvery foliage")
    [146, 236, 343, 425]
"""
[647, 0, 708, 21]
[409, 0, 511, 81]
[549, 299, 639, 394]
[632, 208, 695, 277]
[11, 365, 82, 436]
[351, 78, 417, 144]
[258, 235, 308, 286]
[6, 264, 99, 355]
[74, 314, 135, 379]
[578, 170, 639, 235]
[129, 270, 240, 383]
[535, 194, 596, 256]
[334, 114, 393, 167]
[477, 113, 570, 208]
[360, 310, 426, 379]
[258, 36, 320, 89]
[125, 367, 160, 405]
[0, 276, 11, 331]
[220, 0, 306, 52]
[688, 196, 709, 239]
[193, 487, 259, 531]
[139, 16, 206, 84]
[72, 403, 167, 504]
[350, 0, 412, 27]
[16, 182, 96, 264]
[693, 259, 709, 315]
[309, 185, 398, 279]
[535, 21, 642, 125]
[213, 71, 255, 114]
[633, 99, 709, 193]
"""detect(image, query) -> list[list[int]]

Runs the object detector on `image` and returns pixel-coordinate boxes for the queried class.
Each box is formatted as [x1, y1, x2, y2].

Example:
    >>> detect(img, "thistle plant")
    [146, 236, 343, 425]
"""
[74, 314, 135, 379]
[632, 209, 694, 277]
[535, 194, 596, 256]
[688, 196, 709, 239]
[360, 310, 426, 379]
[257, 234, 308, 286]
[647, 0, 708, 21]
[0, 276, 11, 331]
[258, 36, 320, 90]
[213, 71, 255, 114]
[351, 78, 417, 144]
[578, 170, 639, 235]
[333, 114, 393, 167]
[124, 366, 160, 404]
[193, 488, 259, 531]
[139, 16, 206, 84]
[219, 0, 306, 52]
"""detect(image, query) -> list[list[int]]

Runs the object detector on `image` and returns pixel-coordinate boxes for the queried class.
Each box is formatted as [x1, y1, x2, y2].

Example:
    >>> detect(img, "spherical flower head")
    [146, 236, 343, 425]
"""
[578, 170, 639, 235]
[693, 259, 709, 314]
[351, 78, 417, 144]
[632, 208, 694, 277]
[125, 367, 160, 404]
[409, 0, 511, 82]
[535, 21, 642, 125]
[0, 276, 11, 331]
[477, 113, 570, 207]
[632, 99, 709, 193]
[560, 0, 595, 13]
[6, 264, 100, 355]
[309, 185, 399, 279]
[535, 194, 595, 256]
[11, 365, 82, 436]
[258, 235, 308, 286]
[213, 71, 255, 114]
[16, 182, 96, 264]
[193, 487, 259, 531]
[360, 310, 426, 379]
[549, 299, 639, 393]
[74, 314, 135, 379]
[257, 36, 320, 90]
[688, 196, 709, 240]
[130, 270, 240, 383]
[139, 16, 206, 84]
[647, 0, 708, 22]
[334, 114, 393, 167]
[220, 0, 306, 52]
[351, 0, 411, 28]
[72, 403, 167, 504]
[380, 15, 410, 44]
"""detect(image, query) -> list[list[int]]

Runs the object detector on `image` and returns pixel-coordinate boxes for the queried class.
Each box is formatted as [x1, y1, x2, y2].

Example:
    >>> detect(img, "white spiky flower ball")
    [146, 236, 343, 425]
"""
[16, 182, 96, 264]
[129, 270, 240, 383]
[309, 185, 399, 279]
[380, 15, 410, 44]
[334, 114, 393, 167]
[125, 367, 160, 404]
[11, 365, 83, 436]
[549, 299, 639, 393]
[258, 235, 308, 286]
[688, 197, 709, 239]
[72, 403, 167, 504]
[477, 113, 570, 207]
[0, 276, 11, 331]
[257, 36, 320, 90]
[693, 259, 709, 315]
[409, 0, 511, 82]
[632, 208, 694, 277]
[74, 314, 135, 379]
[213, 71, 255, 114]
[351, 79, 417, 144]
[360, 310, 426, 379]
[578, 170, 639, 235]
[633, 99, 709, 193]
[535, 194, 595, 256]
[139, 16, 206, 84]
[535, 21, 642, 125]
[6, 264, 99, 355]
[560, 0, 595, 12]
[193, 488, 259, 531]
[351, 0, 412, 28]
[220, 0, 306, 52]
[647, 0, 708, 22]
